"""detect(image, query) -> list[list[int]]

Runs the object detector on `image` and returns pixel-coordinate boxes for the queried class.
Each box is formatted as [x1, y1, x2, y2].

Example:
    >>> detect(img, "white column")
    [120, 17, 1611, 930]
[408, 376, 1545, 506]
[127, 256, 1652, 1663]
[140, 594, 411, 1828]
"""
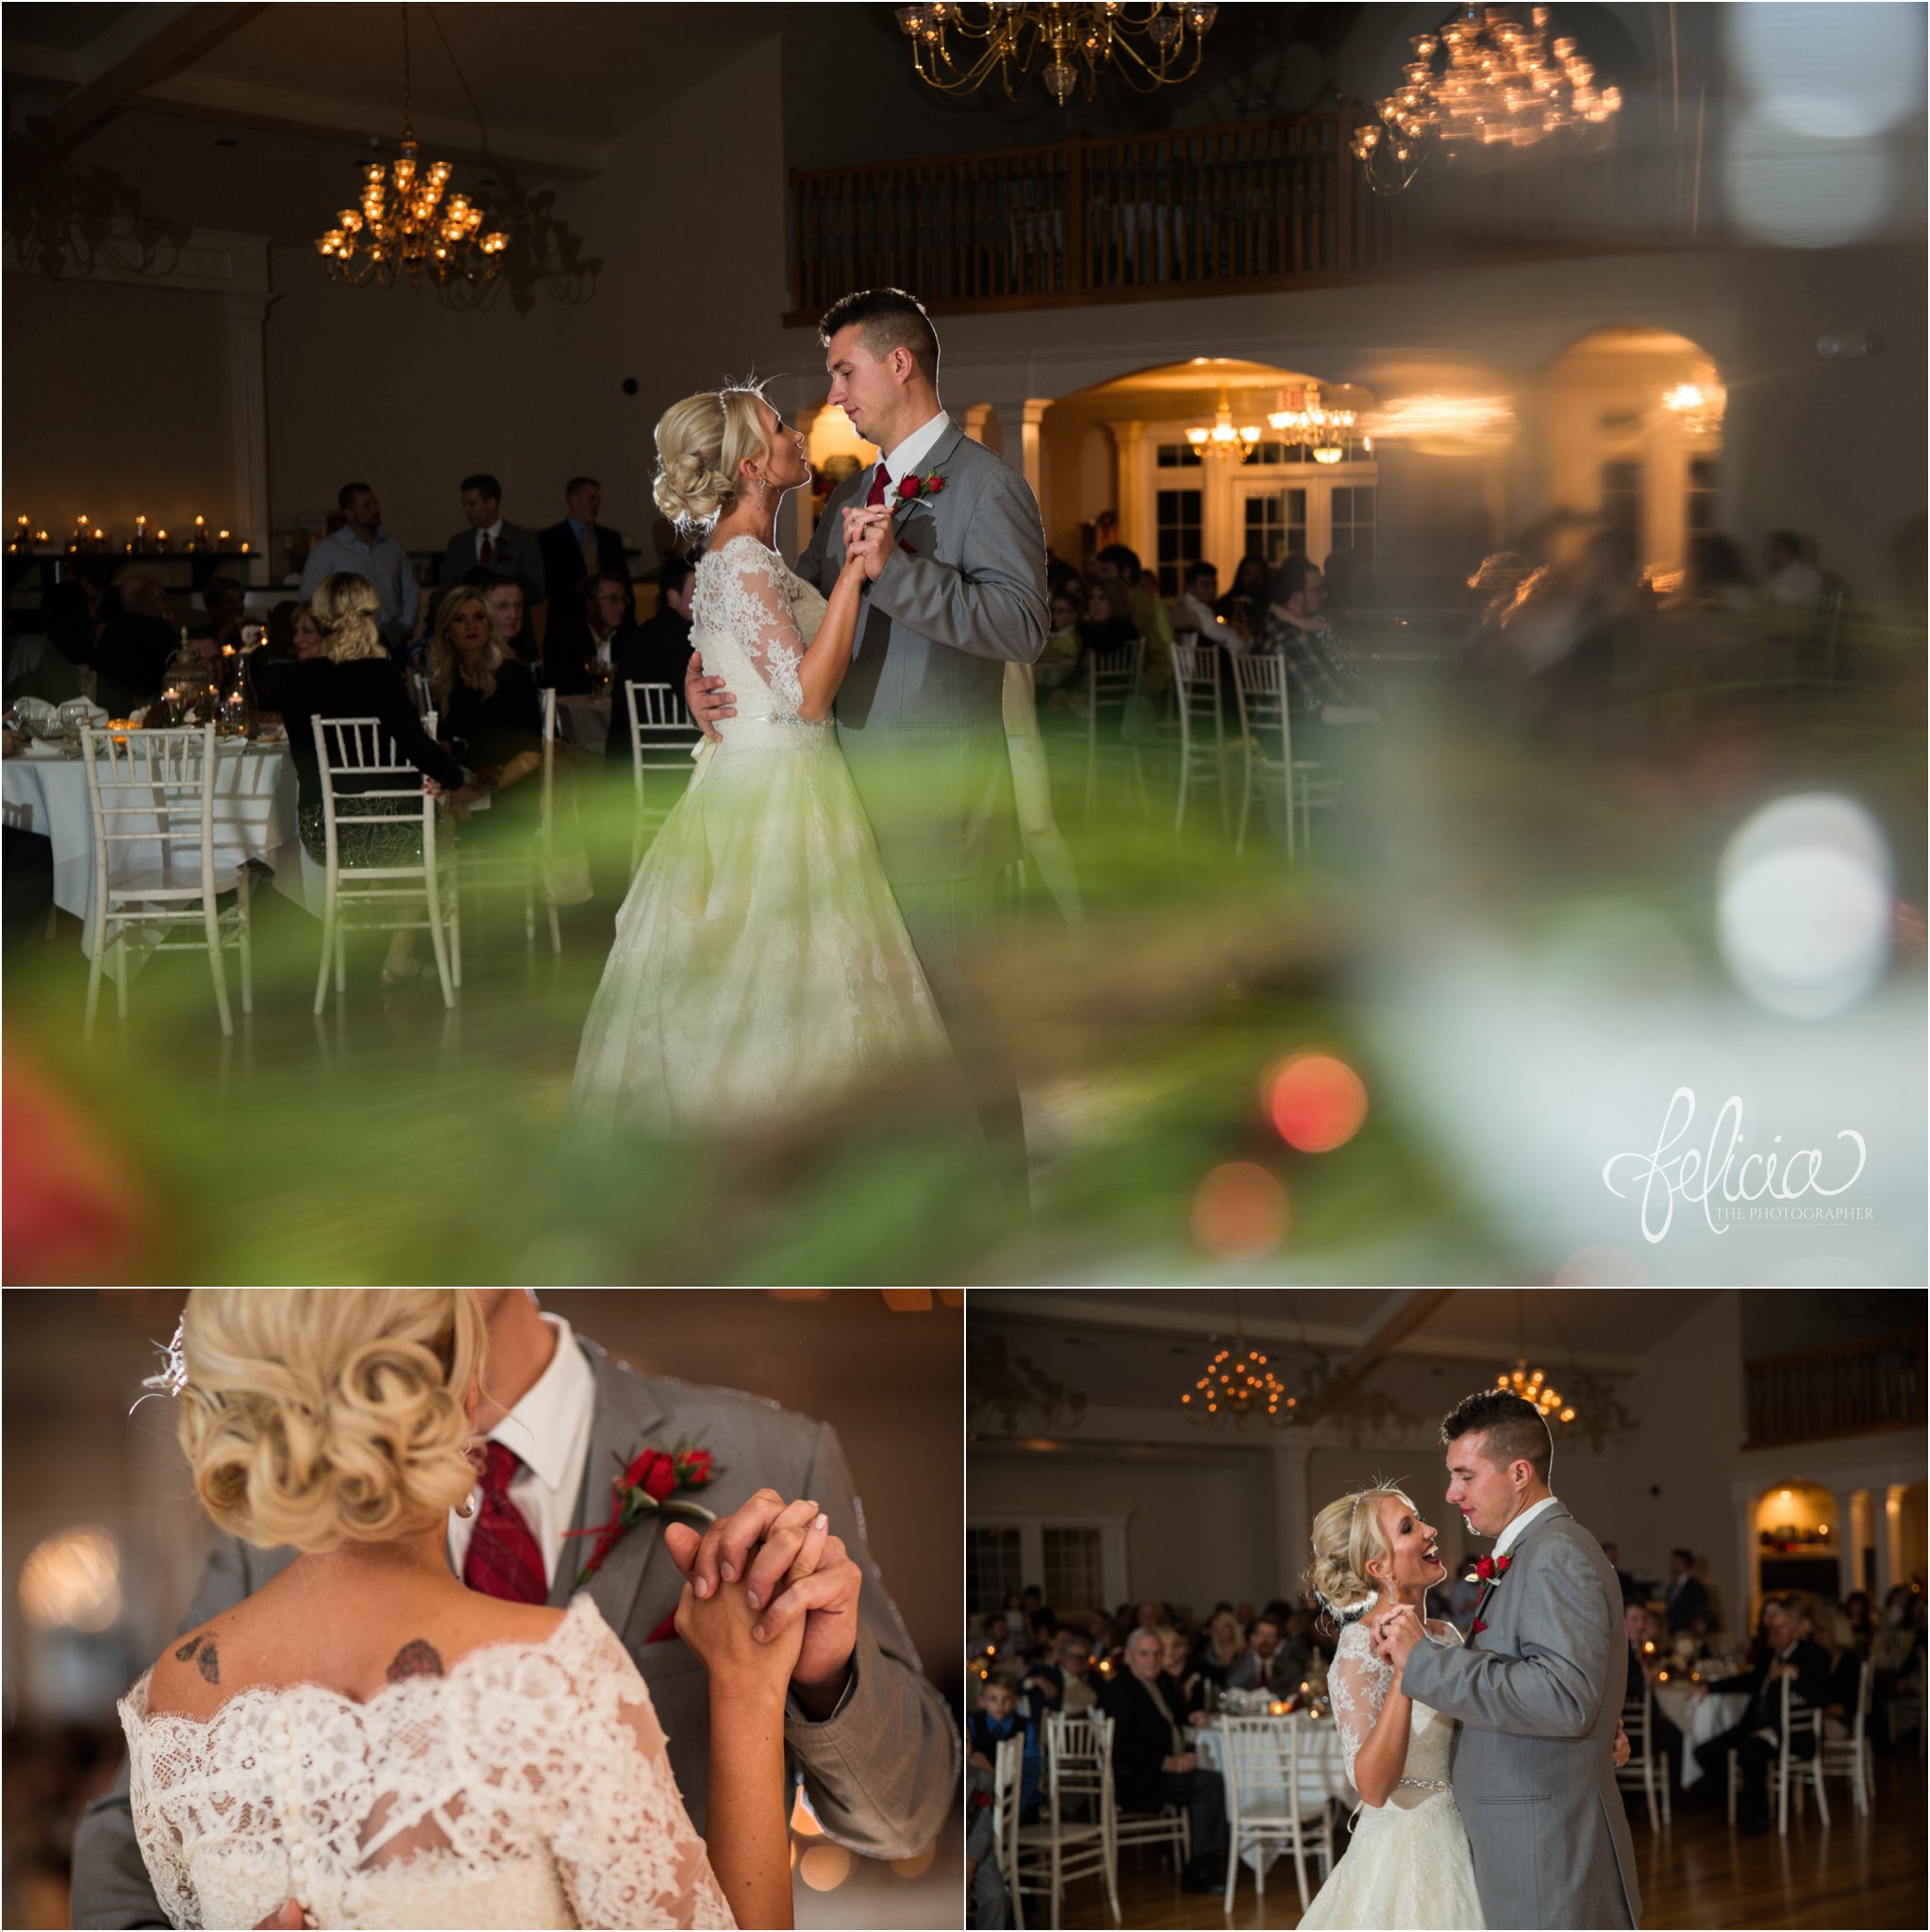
[1881, 1484, 1905, 1597]
[1731, 1477, 1760, 1635]
[981, 398, 1050, 501]
[1830, 1488, 1857, 1600]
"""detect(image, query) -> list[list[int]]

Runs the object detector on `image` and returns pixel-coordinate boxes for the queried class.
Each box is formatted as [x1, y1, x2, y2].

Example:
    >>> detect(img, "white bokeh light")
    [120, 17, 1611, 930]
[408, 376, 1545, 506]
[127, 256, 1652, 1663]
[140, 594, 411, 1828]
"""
[1726, 107, 1895, 247]
[1729, 3, 1925, 139]
[1717, 793, 1892, 1019]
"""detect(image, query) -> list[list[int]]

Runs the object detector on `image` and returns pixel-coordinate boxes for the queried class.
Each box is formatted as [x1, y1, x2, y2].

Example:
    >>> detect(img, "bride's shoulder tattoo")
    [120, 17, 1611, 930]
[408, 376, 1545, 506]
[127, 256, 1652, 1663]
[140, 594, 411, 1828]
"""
[387, 1640, 446, 1682]
[174, 1634, 221, 1684]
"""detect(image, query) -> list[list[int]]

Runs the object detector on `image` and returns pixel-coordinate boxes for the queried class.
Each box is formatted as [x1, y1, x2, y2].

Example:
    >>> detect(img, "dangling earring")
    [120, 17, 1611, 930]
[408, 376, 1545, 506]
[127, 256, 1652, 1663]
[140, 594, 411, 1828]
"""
[757, 475, 770, 509]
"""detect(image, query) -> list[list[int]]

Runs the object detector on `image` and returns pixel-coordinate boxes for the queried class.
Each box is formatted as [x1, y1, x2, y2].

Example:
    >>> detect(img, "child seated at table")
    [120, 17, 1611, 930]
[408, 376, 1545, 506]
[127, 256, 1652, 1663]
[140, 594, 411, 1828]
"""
[968, 1671, 1042, 1822]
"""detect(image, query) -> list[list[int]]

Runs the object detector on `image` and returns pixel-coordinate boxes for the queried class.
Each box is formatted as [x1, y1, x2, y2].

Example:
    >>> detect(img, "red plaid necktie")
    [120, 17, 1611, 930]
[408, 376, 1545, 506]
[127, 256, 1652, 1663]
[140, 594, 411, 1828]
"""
[479, 531, 494, 569]
[865, 460, 890, 508]
[463, 1441, 546, 1605]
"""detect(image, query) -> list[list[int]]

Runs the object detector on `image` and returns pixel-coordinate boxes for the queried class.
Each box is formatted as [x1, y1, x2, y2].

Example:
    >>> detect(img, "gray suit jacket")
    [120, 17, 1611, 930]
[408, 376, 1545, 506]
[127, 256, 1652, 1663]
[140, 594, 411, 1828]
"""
[796, 422, 1048, 886]
[1399, 1504, 1642, 1930]
[439, 520, 546, 601]
[71, 1336, 957, 1928]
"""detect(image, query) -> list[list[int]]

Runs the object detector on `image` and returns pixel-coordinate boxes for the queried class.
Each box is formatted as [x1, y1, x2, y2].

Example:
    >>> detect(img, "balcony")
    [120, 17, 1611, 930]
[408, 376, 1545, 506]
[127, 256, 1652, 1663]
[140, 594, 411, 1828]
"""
[1743, 1328, 1926, 1449]
[784, 108, 1693, 323]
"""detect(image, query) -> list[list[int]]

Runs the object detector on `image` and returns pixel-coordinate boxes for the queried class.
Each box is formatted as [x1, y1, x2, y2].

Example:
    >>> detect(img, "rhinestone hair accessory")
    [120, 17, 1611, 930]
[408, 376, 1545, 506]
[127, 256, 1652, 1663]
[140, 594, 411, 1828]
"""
[129, 1315, 189, 1413]
[1316, 1586, 1380, 1625]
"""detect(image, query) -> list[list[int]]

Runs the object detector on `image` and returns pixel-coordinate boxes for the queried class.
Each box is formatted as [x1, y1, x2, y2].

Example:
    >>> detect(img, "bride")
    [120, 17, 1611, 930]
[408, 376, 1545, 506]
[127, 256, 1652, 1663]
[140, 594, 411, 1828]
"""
[571, 383, 957, 1134]
[1296, 1487, 1626, 1930]
[118, 1291, 796, 1929]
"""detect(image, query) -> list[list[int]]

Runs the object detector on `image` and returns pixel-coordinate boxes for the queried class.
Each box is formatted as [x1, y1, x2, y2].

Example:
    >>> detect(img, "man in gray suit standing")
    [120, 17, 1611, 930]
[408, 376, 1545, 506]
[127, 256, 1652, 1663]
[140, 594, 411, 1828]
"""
[689, 289, 1049, 1192]
[72, 1291, 955, 1927]
[1376, 1390, 1642, 1931]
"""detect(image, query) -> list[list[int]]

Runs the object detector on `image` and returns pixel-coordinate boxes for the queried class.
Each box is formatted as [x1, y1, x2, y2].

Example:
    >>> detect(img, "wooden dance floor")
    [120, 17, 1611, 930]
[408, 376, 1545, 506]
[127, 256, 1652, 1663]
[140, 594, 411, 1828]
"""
[1046, 1758, 1926, 1930]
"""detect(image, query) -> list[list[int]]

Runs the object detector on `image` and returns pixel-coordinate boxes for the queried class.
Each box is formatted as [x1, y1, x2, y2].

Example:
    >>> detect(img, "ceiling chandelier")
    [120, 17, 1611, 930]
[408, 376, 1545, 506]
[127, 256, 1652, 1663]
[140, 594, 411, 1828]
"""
[1661, 380, 1724, 438]
[4, 122, 190, 280]
[1496, 1291, 1576, 1428]
[1352, 6, 1623, 195]
[1269, 382, 1360, 463]
[314, 6, 507, 292]
[1185, 391, 1261, 463]
[1181, 1295, 1297, 1428]
[897, 3, 1217, 108]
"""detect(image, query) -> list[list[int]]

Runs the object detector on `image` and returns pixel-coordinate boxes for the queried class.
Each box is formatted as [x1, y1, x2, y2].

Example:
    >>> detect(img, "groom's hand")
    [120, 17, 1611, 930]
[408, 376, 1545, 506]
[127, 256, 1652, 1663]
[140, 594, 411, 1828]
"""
[685, 655, 735, 743]
[1373, 1604, 1425, 1674]
[663, 1489, 864, 1720]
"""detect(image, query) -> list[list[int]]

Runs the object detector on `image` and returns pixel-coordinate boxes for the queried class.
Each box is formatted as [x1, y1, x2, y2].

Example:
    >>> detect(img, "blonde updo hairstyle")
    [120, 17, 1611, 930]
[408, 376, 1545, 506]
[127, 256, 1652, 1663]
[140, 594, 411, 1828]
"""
[1306, 1484, 1412, 1629]
[311, 572, 387, 664]
[175, 1290, 486, 1553]
[653, 383, 773, 535]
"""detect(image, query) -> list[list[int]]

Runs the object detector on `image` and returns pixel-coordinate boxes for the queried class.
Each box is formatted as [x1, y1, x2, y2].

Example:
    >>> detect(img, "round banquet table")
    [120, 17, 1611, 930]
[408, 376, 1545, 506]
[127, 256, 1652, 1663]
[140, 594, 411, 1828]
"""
[1650, 1683, 1749, 1789]
[3, 740, 301, 979]
[1195, 1712, 1354, 1877]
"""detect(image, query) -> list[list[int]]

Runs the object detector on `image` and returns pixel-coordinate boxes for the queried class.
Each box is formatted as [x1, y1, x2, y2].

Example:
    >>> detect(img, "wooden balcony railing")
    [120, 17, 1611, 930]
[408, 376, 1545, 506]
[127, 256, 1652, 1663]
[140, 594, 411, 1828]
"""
[1743, 1328, 1926, 1449]
[786, 112, 1401, 321]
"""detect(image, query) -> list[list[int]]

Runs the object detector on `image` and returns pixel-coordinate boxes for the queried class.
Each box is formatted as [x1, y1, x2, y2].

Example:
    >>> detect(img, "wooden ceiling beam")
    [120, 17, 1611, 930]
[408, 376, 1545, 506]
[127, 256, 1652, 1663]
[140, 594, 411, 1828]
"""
[45, 4, 267, 147]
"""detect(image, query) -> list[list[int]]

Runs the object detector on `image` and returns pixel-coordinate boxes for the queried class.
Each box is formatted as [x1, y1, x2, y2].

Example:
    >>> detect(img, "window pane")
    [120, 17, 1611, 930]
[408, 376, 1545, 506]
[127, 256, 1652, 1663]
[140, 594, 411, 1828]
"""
[1601, 459, 1642, 540]
[1156, 488, 1202, 596]
[1041, 1526, 1105, 1611]
[967, 1527, 1023, 1616]
[1329, 486, 1377, 567]
[1242, 489, 1306, 568]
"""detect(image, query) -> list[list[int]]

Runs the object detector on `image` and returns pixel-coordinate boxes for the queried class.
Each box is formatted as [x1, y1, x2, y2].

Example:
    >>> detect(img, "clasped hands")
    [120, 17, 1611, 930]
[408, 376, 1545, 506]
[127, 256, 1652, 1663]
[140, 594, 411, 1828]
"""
[662, 1487, 863, 1721]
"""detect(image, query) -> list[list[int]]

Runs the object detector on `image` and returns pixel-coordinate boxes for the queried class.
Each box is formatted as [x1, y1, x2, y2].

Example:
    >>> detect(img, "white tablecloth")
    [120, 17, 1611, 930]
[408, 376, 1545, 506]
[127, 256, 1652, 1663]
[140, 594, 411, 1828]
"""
[4, 742, 300, 976]
[1196, 1714, 1353, 1876]
[1651, 1685, 1749, 1789]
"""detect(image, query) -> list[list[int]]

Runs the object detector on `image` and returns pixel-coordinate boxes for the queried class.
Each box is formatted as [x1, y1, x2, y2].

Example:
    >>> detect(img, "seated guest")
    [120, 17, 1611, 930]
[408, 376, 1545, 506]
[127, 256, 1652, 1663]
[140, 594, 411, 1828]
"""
[1625, 1601, 1659, 1689]
[1665, 1549, 1711, 1635]
[1809, 1600, 1867, 1741]
[201, 575, 248, 651]
[967, 1673, 1041, 1819]
[1173, 559, 1247, 655]
[1844, 1591, 1875, 1651]
[480, 574, 536, 664]
[1196, 1608, 1247, 1688]
[92, 575, 177, 714]
[1690, 1595, 1829, 1836]
[1100, 1627, 1227, 1892]
[539, 475, 630, 609]
[1080, 580, 1139, 658]
[1764, 528, 1824, 607]
[1094, 544, 1173, 692]
[1049, 1633, 1100, 1717]
[606, 557, 697, 758]
[1036, 583, 1087, 692]
[1260, 555, 1380, 721]
[1046, 555, 1087, 603]
[548, 572, 636, 697]
[1157, 1626, 1206, 1721]
[1217, 554, 1271, 643]
[426, 587, 542, 845]
[440, 472, 546, 602]
[241, 599, 309, 713]
[298, 482, 420, 652]
[1227, 1613, 1295, 1696]
[258, 574, 464, 987]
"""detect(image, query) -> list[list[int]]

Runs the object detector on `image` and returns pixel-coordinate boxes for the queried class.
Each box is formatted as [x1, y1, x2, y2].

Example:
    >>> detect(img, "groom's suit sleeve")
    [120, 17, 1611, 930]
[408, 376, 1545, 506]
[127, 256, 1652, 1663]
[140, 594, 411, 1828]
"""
[70, 1535, 260, 1928]
[783, 1422, 959, 1858]
[864, 459, 1049, 664]
[1398, 1540, 1612, 1739]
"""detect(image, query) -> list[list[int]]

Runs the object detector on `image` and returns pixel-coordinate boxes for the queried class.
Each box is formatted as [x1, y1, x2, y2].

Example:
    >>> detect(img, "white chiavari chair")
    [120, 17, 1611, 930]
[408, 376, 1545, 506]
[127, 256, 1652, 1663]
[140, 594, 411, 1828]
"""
[1218, 1713, 1336, 1911]
[1727, 1673, 1827, 1835]
[1014, 1709, 1116, 1929]
[79, 724, 254, 1039]
[311, 715, 458, 1012]
[1081, 639, 1147, 820]
[624, 679, 697, 875]
[990, 1733, 1025, 1929]
[1818, 1652, 1874, 1817]
[1169, 640, 1231, 836]
[1615, 1680, 1672, 1831]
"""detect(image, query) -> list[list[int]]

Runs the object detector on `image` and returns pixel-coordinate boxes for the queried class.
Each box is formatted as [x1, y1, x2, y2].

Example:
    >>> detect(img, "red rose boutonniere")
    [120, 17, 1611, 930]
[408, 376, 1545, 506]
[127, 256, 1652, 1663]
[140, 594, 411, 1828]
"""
[885, 468, 946, 512]
[1464, 1553, 1514, 1588]
[565, 1439, 719, 1588]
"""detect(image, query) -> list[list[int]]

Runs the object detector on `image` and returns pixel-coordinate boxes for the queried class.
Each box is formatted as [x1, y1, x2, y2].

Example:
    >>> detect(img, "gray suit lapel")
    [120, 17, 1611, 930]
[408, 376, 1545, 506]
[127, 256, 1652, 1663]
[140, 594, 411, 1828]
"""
[547, 1342, 669, 1624]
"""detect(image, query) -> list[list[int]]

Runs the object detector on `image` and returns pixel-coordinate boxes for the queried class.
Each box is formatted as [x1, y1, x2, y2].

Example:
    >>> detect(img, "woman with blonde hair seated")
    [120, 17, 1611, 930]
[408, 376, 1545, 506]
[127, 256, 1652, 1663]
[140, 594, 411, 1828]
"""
[116, 1291, 800, 1929]
[1198, 1607, 1247, 1689]
[426, 584, 542, 845]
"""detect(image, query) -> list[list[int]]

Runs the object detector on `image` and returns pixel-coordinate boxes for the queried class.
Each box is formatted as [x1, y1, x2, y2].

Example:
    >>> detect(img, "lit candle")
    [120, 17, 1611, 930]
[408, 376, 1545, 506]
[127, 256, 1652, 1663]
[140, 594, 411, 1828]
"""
[239, 541, 250, 554]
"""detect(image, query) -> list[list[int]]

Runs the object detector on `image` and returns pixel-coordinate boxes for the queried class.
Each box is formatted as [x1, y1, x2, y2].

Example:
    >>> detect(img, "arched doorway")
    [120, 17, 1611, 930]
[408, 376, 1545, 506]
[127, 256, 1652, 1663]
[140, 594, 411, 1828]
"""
[1752, 1478, 1840, 1607]
[1538, 325, 1725, 582]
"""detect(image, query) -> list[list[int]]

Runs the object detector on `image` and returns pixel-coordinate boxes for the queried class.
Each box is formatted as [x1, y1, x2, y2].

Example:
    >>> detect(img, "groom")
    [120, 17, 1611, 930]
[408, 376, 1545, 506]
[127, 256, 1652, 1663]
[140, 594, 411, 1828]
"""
[1373, 1389, 1641, 1931]
[689, 288, 1050, 1191]
[73, 1291, 955, 1926]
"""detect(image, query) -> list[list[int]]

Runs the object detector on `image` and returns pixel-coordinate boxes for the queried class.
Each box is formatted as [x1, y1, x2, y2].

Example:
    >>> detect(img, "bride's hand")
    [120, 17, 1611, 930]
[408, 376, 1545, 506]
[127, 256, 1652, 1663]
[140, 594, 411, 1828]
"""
[674, 1571, 806, 1701]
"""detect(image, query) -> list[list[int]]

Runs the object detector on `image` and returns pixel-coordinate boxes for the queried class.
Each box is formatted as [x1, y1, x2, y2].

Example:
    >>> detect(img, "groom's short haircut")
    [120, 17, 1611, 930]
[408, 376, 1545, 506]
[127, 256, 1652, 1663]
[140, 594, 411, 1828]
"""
[819, 288, 940, 386]
[1441, 1389, 1552, 1485]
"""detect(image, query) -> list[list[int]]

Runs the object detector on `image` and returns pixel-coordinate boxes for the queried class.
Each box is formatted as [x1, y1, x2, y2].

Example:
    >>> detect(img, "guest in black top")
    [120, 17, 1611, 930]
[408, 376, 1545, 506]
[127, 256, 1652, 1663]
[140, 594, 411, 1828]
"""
[1099, 1627, 1225, 1891]
[1691, 1596, 1830, 1836]
[426, 586, 542, 848]
[92, 575, 176, 715]
[606, 556, 696, 758]
[265, 573, 465, 987]
[546, 571, 635, 697]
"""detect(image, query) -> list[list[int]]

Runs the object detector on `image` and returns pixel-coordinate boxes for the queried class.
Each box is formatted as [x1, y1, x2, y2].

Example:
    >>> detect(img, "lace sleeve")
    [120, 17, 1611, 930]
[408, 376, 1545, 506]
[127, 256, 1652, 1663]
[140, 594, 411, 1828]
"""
[1327, 1622, 1393, 1791]
[544, 1619, 736, 1930]
[119, 1682, 200, 1930]
[707, 540, 807, 716]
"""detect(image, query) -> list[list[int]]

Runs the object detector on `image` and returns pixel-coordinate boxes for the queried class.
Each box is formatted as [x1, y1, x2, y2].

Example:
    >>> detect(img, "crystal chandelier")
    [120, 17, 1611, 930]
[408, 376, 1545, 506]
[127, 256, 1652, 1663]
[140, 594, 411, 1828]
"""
[897, 3, 1216, 108]
[1181, 1296, 1297, 1428]
[1268, 382, 1360, 464]
[1352, 6, 1623, 195]
[1185, 391, 1260, 463]
[314, 6, 507, 291]
[1661, 381, 1724, 437]
[1495, 1291, 1576, 1428]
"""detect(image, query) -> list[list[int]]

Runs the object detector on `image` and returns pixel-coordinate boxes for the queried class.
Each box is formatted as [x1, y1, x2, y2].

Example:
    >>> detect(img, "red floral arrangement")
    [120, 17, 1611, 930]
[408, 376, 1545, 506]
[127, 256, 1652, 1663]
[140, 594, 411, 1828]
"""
[566, 1439, 719, 1588]
[1466, 1552, 1513, 1637]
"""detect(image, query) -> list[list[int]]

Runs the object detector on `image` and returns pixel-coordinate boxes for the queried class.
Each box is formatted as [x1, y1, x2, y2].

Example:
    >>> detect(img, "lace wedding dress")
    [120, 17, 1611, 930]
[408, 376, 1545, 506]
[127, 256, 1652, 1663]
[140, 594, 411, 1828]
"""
[1298, 1619, 1487, 1930]
[117, 1596, 733, 1930]
[571, 535, 955, 1132]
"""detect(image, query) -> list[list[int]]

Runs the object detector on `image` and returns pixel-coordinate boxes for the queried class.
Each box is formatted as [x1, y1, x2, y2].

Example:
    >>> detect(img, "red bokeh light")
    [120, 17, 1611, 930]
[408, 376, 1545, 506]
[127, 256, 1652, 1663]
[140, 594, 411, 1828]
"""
[1190, 1162, 1291, 1258]
[1267, 1053, 1369, 1153]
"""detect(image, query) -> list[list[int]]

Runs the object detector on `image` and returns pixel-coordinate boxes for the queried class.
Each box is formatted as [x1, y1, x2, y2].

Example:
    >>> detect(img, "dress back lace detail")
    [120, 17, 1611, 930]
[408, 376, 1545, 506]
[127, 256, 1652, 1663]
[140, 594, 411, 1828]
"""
[692, 537, 824, 726]
[118, 1595, 733, 1930]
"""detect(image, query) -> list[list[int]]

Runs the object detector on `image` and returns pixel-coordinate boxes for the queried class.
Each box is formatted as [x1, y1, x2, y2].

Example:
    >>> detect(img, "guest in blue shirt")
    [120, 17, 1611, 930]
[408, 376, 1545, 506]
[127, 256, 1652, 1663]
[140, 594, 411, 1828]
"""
[298, 482, 421, 653]
[967, 1674, 1041, 1821]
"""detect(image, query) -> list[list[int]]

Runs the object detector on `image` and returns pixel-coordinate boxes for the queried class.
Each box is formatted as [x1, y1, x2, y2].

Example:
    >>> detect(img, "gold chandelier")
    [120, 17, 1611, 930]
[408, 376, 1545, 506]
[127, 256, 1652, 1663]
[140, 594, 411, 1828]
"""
[314, 6, 507, 291]
[1495, 1291, 1576, 1427]
[1268, 382, 1359, 464]
[1353, 6, 1622, 195]
[1181, 1296, 1297, 1428]
[1661, 381, 1725, 437]
[897, 3, 1216, 107]
[1185, 391, 1260, 463]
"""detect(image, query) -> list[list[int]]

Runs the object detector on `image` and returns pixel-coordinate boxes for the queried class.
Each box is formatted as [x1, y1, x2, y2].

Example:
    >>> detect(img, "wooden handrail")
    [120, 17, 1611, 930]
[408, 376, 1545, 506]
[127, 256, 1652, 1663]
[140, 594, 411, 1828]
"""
[1742, 1327, 1924, 1450]
[1744, 1327, 1926, 1374]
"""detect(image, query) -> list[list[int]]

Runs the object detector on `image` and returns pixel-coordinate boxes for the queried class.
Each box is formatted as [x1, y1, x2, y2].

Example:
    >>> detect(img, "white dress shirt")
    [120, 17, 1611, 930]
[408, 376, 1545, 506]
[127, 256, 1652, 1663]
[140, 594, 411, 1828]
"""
[447, 1313, 596, 1591]
[297, 525, 421, 635]
[1174, 591, 1247, 653]
[871, 409, 952, 496]
[1490, 1493, 1562, 1563]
